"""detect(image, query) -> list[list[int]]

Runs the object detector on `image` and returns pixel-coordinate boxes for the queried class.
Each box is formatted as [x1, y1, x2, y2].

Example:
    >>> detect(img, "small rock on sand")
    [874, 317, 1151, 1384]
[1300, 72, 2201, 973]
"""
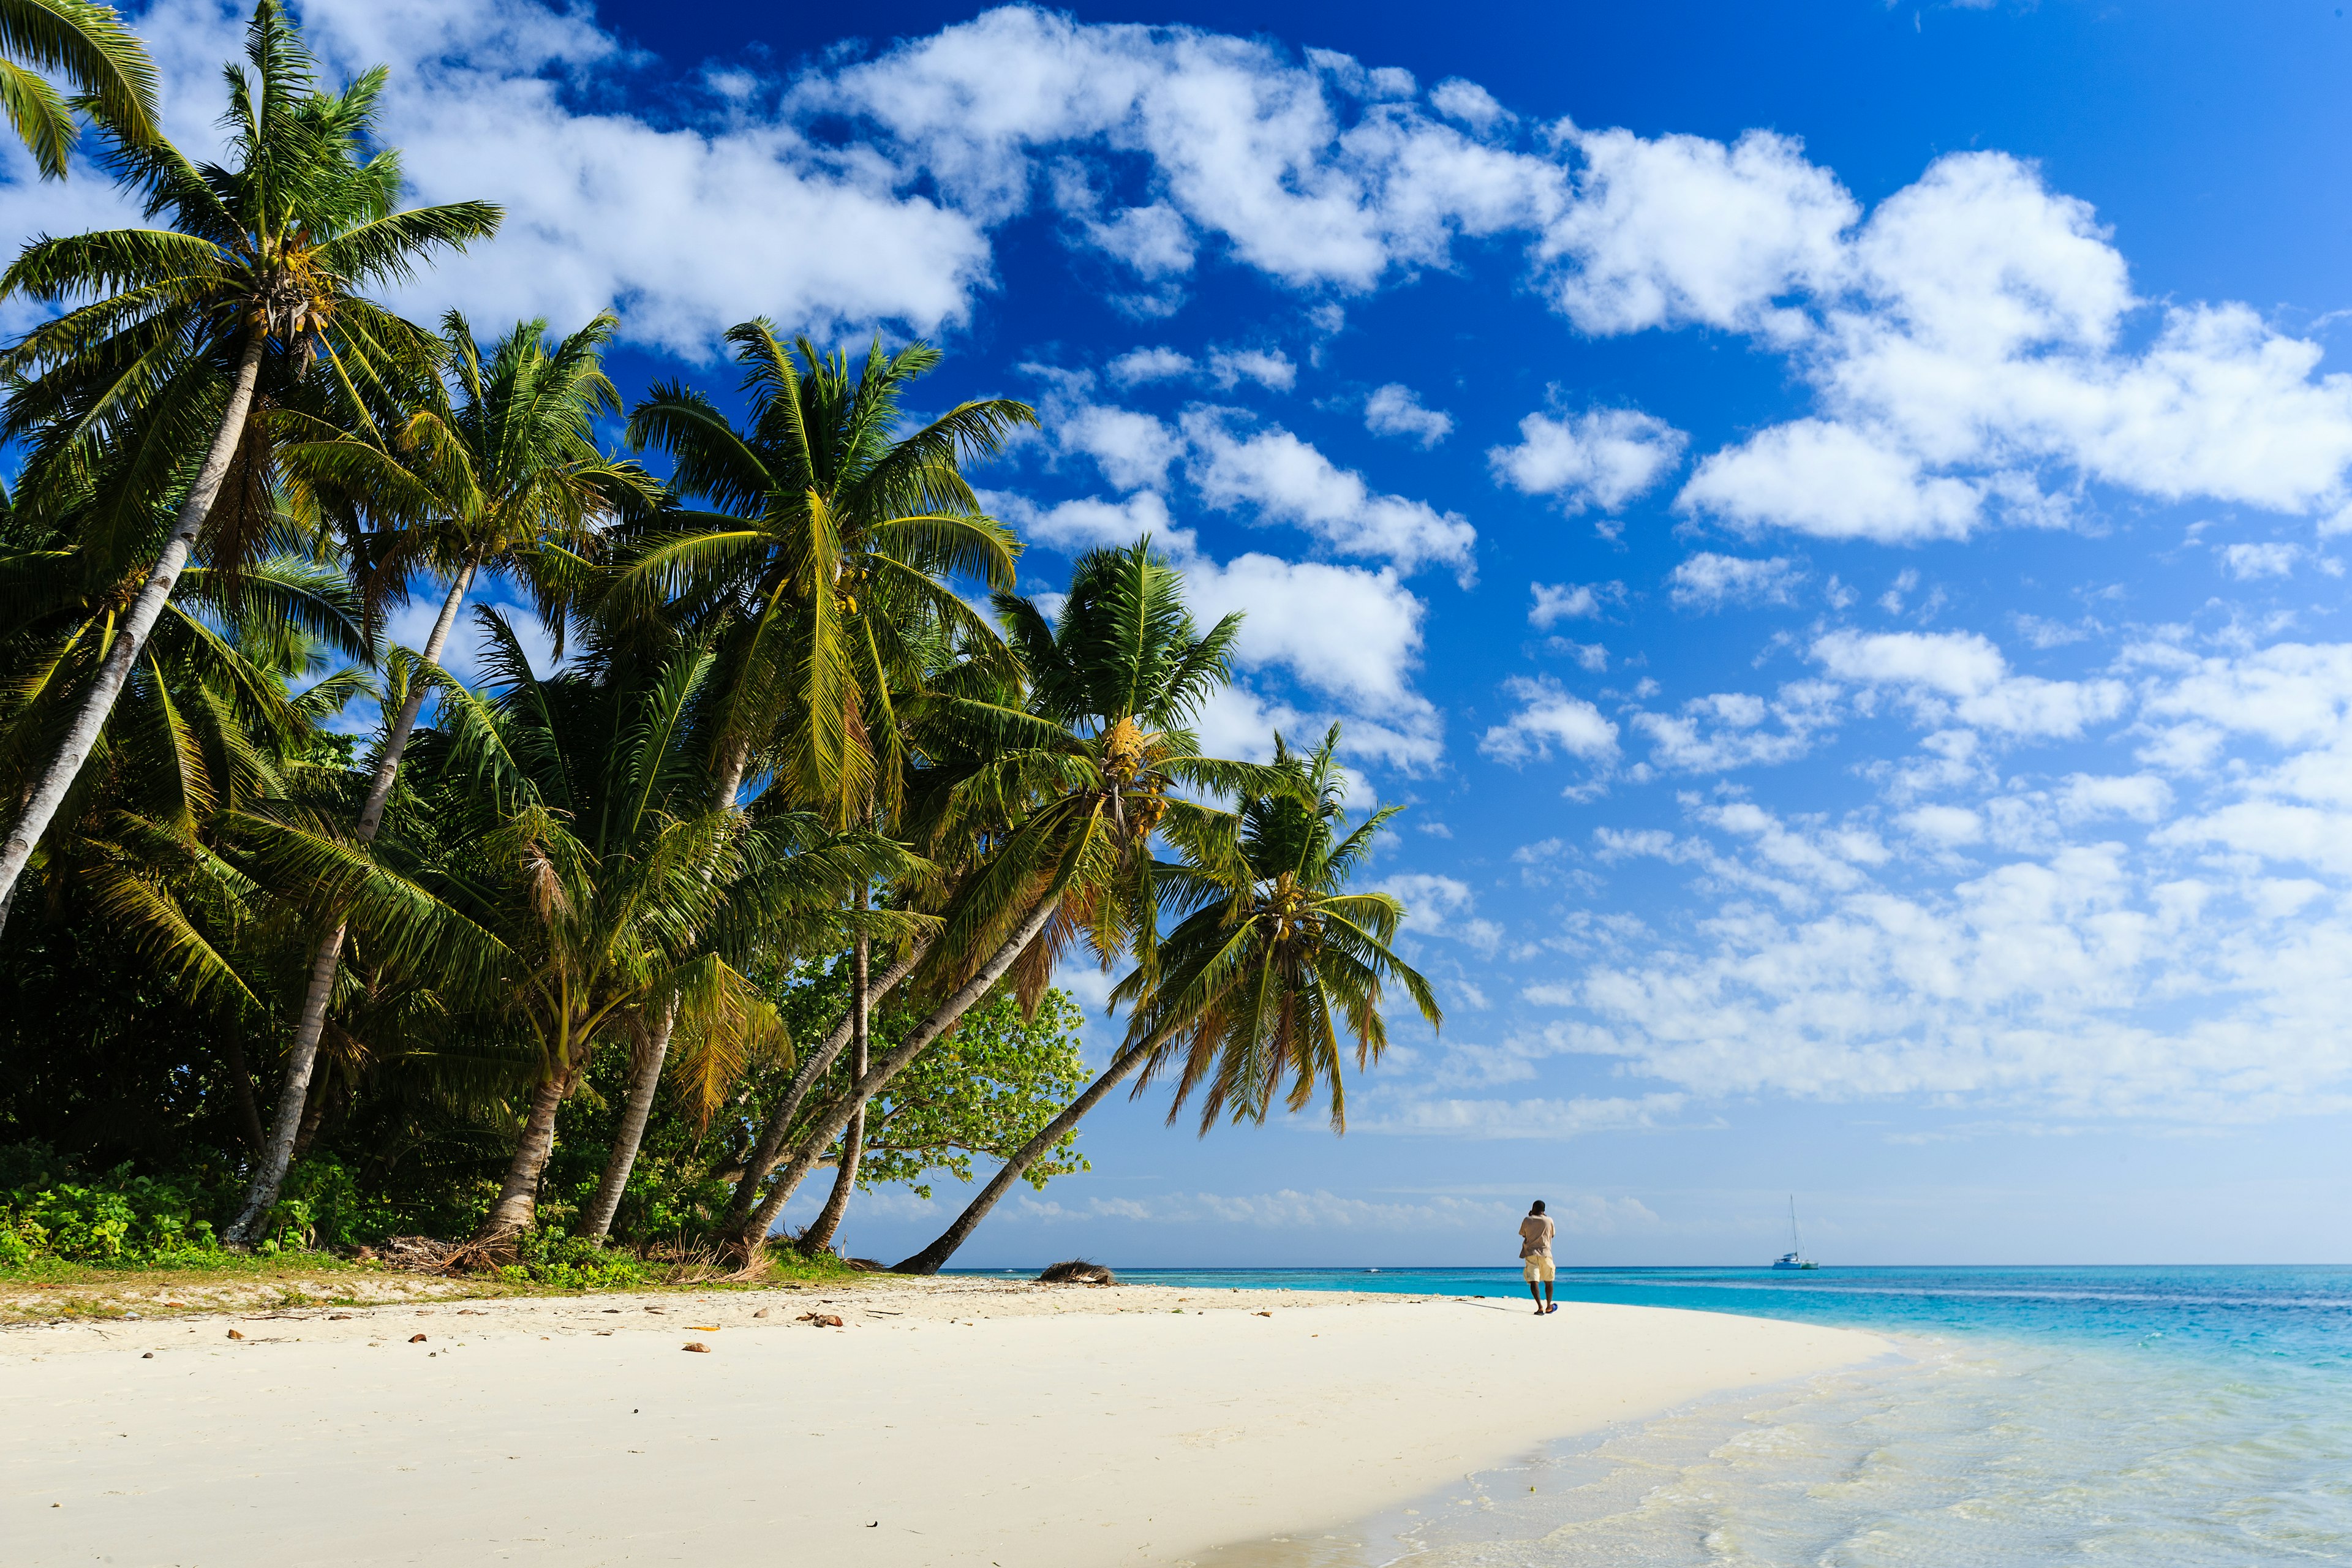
[225, 1330, 244, 1341]
[682, 1341, 710, 1353]
[409, 1334, 428, 1344]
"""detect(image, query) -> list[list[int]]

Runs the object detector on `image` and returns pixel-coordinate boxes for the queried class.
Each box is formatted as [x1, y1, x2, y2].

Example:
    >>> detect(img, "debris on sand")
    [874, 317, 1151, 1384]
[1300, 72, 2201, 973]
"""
[1036, 1259, 1117, 1285]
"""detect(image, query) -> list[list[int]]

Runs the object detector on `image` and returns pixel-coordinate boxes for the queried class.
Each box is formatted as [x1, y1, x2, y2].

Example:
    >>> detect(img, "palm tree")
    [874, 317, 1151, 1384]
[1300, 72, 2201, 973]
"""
[620, 328, 1031, 1242]
[619, 324, 1032, 823]
[398, 612, 910, 1238]
[894, 725, 1440, 1273]
[726, 539, 1262, 1249]
[0, 0, 157, 179]
[224, 311, 650, 1242]
[0, 0, 499, 925]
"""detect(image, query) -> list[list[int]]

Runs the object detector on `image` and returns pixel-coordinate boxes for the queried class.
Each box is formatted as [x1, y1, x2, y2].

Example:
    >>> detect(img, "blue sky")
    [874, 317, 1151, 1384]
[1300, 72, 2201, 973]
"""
[17, 1, 2352, 1266]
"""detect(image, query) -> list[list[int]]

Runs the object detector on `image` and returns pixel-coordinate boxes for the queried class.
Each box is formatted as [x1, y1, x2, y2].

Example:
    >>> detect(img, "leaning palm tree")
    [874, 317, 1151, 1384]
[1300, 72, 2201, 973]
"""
[398, 612, 911, 1238]
[725, 539, 1264, 1249]
[0, 0, 158, 178]
[0, 0, 500, 924]
[224, 311, 650, 1242]
[894, 725, 1440, 1273]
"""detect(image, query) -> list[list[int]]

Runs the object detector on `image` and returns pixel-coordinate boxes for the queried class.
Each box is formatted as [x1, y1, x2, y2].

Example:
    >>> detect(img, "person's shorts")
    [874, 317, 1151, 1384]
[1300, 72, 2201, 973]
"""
[1523, 1254, 1555, 1283]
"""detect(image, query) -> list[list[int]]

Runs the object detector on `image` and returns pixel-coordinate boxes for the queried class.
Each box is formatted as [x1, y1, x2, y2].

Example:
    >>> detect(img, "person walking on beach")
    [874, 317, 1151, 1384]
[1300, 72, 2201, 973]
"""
[1520, 1200, 1558, 1316]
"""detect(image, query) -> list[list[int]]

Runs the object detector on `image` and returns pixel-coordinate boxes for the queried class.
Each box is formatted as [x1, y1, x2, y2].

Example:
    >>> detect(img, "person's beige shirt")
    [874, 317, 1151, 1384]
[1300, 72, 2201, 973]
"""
[1518, 1214, 1556, 1259]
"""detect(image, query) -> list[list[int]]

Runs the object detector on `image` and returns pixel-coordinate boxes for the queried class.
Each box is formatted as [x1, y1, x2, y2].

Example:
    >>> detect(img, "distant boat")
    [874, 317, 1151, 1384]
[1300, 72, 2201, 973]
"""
[1772, 1196, 1820, 1270]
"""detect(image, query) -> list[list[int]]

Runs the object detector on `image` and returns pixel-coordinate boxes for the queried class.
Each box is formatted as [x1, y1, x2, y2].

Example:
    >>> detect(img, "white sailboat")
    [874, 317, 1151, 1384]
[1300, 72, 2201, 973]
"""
[1771, 1196, 1819, 1270]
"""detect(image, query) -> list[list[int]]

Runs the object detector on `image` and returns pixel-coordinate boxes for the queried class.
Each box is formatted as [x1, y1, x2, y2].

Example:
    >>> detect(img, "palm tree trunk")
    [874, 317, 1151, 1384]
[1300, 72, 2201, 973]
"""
[572, 1009, 673, 1241]
[797, 920, 869, 1254]
[892, 1031, 1163, 1276]
[576, 745, 753, 1241]
[0, 329, 267, 928]
[719, 936, 927, 1236]
[478, 1059, 579, 1238]
[226, 561, 478, 1243]
[741, 895, 1060, 1250]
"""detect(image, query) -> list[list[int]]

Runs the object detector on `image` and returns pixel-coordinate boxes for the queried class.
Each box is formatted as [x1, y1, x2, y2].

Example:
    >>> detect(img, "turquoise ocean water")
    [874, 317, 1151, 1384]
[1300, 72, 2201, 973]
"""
[958, 1264, 2352, 1564]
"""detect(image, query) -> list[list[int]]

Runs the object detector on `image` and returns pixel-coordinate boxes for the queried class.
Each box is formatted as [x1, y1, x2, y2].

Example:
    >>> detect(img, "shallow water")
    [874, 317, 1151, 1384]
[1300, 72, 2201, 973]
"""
[957, 1265, 2352, 1564]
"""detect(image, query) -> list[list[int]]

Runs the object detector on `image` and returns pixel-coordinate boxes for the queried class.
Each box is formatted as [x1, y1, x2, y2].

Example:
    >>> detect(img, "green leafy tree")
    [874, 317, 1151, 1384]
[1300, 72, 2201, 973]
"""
[894, 725, 1439, 1274]
[794, 986, 1090, 1255]
[0, 0, 499, 925]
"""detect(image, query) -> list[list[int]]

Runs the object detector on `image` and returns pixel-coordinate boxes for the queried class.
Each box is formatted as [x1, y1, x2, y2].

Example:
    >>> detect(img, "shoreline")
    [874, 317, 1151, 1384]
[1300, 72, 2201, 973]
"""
[5, 1278, 1895, 1567]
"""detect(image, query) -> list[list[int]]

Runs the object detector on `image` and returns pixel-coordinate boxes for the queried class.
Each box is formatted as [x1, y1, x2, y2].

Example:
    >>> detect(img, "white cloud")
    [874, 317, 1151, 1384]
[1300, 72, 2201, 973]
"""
[1106, 345, 1196, 385]
[987, 489, 1186, 556]
[1428, 78, 1509, 134]
[2220, 542, 2304, 579]
[1679, 420, 1982, 543]
[1479, 676, 1618, 765]
[1667, 552, 1803, 611]
[1363, 383, 1454, 447]
[1378, 873, 1503, 954]
[1679, 154, 2352, 541]
[1359, 1096, 1686, 1142]
[802, 7, 1564, 293]
[1632, 682, 1841, 773]
[1528, 581, 1619, 626]
[1206, 347, 1297, 391]
[1537, 125, 1856, 340]
[1183, 410, 1476, 577]
[1899, 804, 1985, 846]
[1489, 407, 1687, 514]
[1060, 403, 1185, 491]
[1814, 629, 2128, 738]
[1079, 200, 1196, 279]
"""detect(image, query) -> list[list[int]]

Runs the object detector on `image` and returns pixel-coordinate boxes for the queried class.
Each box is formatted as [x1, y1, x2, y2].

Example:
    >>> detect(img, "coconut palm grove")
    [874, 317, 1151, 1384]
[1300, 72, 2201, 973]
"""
[0, 0, 1439, 1281]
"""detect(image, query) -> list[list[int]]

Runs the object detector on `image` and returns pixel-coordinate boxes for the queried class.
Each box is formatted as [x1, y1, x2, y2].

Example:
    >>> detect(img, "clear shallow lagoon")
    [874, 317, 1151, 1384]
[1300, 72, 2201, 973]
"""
[958, 1265, 2352, 1564]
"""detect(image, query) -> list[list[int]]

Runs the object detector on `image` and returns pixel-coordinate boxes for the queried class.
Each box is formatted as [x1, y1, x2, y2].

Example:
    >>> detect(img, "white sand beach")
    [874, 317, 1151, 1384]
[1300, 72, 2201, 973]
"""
[4, 1278, 1890, 1567]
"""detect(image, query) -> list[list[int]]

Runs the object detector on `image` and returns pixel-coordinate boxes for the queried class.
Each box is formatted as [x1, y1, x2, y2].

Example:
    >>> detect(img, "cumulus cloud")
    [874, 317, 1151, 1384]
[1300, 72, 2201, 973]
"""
[1206, 347, 1297, 391]
[1679, 420, 1982, 542]
[1667, 553, 1803, 611]
[1060, 403, 1185, 492]
[1814, 629, 2128, 738]
[1183, 410, 1477, 577]
[1106, 345, 1196, 385]
[1479, 676, 1618, 765]
[1679, 156, 2352, 541]
[1536, 125, 1856, 340]
[1489, 407, 1687, 515]
[1378, 872, 1503, 954]
[1632, 682, 1842, 772]
[1528, 580, 1620, 626]
[1363, 383, 1455, 447]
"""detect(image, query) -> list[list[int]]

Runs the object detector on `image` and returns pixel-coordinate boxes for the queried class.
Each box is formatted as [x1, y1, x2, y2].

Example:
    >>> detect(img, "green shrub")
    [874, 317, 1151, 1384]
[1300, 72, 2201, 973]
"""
[492, 1231, 655, 1291]
[2, 1171, 221, 1263]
